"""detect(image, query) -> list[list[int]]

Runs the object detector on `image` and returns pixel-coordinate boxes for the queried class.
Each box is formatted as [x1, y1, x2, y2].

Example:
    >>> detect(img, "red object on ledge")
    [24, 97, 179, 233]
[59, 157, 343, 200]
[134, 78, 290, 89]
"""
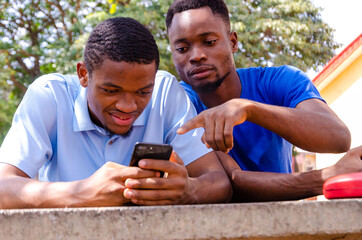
[323, 172, 362, 199]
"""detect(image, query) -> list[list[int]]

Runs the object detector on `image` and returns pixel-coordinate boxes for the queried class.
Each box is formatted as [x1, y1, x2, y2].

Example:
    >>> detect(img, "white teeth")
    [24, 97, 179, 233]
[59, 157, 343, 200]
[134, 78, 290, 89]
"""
[113, 115, 129, 120]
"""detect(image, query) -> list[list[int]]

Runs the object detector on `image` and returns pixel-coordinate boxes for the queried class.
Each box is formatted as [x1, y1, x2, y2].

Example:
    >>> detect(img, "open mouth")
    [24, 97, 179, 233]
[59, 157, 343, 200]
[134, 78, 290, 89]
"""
[111, 114, 135, 126]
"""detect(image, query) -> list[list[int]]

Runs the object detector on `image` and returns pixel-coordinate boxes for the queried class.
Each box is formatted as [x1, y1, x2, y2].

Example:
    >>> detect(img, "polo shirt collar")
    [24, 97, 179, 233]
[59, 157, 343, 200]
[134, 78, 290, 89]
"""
[73, 86, 95, 132]
[73, 86, 147, 133]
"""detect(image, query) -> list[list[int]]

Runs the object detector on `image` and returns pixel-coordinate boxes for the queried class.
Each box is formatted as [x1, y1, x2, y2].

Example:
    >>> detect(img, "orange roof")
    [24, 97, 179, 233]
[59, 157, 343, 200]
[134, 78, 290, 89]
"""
[313, 33, 362, 86]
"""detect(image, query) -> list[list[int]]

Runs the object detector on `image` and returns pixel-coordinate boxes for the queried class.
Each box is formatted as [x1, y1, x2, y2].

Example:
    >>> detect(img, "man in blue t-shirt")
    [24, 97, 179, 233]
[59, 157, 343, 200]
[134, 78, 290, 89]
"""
[165, 0, 361, 201]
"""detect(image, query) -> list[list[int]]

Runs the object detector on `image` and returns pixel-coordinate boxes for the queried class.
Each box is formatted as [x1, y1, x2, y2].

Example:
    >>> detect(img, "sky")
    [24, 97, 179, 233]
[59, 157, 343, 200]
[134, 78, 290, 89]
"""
[308, 0, 362, 78]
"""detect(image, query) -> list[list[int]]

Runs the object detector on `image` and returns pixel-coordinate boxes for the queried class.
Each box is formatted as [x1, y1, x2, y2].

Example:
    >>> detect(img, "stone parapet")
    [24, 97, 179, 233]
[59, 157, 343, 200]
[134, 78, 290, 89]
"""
[1, 199, 361, 239]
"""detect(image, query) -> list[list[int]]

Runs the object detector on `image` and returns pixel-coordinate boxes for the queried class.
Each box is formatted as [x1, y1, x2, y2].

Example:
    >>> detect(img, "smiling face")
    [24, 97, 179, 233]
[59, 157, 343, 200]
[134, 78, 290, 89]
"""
[77, 59, 156, 136]
[168, 7, 238, 93]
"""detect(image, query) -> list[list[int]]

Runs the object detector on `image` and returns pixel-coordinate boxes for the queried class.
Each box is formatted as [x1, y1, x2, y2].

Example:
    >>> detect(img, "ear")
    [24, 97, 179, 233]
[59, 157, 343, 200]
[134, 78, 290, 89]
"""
[229, 31, 238, 53]
[77, 61, 89, 87]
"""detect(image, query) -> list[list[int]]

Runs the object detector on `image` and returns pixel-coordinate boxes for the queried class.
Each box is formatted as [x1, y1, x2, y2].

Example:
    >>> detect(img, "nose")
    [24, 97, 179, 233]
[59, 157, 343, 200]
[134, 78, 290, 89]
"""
[189, 46, 207, 63]
[114, 93, 137, 113]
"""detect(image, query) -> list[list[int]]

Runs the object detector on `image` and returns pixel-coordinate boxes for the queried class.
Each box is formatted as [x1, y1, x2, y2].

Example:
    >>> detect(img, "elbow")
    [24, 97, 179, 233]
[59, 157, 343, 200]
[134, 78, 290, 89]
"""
[213, 170, 233, 203]
[334, 127, 351, 153]
[338, 138, 351, 153]
[224, 176, 234, 203]
[311, 125, 351, 154]
[229, 169, 249, 202]
[217, 171, 233, 203]
[193, 170, 233, 204]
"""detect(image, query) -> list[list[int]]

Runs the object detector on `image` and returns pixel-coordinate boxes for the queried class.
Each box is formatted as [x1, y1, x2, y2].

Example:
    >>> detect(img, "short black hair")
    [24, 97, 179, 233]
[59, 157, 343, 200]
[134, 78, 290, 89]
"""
[166, 0, 230, 32]
[84, 17, 159, 75]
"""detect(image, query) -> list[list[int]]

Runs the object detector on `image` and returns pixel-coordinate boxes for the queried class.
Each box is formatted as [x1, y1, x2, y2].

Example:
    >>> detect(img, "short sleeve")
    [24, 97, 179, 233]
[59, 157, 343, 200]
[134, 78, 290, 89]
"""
[268, 66, 324, 108]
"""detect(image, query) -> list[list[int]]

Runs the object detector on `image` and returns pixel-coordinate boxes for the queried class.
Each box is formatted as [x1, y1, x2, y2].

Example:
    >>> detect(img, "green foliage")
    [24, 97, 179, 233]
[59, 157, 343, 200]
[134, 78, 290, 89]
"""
[106, 0, 177, 75]
[228, 0, 340, 71]
[108, 0, 339, 73]
[0, 0, 340, 143]
[0, 52, 21, 145]
[0, 0, 108, 92]
[0, 96, 18, 145]
[0, 0, 109, 143]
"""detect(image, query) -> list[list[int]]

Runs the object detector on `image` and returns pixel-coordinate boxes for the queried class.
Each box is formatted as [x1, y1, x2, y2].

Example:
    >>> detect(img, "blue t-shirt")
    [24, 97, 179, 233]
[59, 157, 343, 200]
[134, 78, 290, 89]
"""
[181, 66, 324, 173]
[0, 71, 211, 181]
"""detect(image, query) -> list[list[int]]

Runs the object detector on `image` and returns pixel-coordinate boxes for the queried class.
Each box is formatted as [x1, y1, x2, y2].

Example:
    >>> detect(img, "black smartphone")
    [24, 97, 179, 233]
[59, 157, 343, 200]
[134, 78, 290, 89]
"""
[129, 142, 173, 177]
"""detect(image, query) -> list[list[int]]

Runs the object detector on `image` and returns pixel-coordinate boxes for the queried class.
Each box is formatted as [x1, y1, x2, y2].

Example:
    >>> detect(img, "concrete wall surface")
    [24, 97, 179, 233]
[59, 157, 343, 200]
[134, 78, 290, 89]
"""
[0, 199, 361, 240]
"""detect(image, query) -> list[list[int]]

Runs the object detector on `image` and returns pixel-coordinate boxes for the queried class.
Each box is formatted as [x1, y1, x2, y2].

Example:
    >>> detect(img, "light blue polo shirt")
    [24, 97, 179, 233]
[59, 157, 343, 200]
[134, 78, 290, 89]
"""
[0, 71, 211, 182]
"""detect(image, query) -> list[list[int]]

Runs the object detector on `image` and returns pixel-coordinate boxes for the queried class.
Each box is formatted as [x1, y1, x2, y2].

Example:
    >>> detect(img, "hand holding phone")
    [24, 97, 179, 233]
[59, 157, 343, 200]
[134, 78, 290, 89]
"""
[129, 142, 173, 177]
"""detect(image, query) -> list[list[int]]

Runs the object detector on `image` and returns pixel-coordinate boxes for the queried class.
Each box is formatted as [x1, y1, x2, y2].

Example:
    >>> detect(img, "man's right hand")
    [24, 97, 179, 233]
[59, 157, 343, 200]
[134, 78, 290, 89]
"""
[75, 161, 160, 207]
[177, 98, 250, 153]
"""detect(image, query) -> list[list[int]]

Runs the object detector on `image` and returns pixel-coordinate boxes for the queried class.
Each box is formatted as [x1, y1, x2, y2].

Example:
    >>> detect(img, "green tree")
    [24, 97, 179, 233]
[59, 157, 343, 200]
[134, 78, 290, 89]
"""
[227, 0, 340, 71]
[0, 52, 18, 141]
[106, 0, 176, 75]
[0, 0, 109, 143]
[0, 0, 340, 144]
[0, 0, 109, 92]
[108, 0, 339, 73]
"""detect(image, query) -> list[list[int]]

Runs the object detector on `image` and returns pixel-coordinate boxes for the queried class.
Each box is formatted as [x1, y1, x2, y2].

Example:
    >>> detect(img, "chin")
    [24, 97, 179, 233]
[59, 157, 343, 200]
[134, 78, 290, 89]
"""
[109, 126, 134, 139]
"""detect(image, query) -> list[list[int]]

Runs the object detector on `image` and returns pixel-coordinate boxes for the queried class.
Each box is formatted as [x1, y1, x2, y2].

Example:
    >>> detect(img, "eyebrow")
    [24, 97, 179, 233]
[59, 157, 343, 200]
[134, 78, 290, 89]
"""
[173, 32, 217, 44]
[101, 82, 154, 91]
[199, 32, 215, 37]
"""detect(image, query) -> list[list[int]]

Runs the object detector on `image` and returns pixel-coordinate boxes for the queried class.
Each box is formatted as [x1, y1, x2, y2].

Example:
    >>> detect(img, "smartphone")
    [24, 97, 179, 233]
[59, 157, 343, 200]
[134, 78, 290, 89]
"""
[129, 142, 173, 177]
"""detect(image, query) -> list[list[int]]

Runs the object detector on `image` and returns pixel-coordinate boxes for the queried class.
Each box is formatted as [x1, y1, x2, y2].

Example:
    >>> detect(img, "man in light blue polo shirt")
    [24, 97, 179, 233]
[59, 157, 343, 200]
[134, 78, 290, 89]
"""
[0, 17, 231, 208]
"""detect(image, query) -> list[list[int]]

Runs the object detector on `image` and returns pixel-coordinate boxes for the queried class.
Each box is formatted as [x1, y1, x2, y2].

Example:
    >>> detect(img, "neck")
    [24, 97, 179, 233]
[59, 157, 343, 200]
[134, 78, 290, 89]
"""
[198, 69, 241, 108]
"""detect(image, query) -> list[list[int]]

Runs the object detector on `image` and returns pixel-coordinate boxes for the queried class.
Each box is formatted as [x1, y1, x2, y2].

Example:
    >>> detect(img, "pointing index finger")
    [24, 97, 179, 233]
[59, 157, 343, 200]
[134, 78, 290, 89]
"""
[176, 115, 205, 135]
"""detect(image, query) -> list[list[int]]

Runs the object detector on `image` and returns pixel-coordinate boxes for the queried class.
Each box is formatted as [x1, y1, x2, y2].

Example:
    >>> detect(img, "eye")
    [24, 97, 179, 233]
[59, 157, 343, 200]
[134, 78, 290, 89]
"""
[136, 90, 152, 96]
[176, 47, 188, 53]
[205, 40, 216, 46]
[103, 88, 119, 94]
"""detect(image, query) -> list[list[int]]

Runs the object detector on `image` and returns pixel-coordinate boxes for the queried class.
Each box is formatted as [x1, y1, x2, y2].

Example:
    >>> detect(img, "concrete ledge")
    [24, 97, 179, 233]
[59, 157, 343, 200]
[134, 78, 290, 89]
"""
[1, 199, 362, 239]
